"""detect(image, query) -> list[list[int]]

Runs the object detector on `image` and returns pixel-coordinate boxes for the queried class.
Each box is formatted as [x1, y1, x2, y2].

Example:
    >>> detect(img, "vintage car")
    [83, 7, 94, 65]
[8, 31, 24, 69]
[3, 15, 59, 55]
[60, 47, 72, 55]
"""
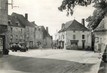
[20, 44, 28, 52]
[10, 43, 28, 52]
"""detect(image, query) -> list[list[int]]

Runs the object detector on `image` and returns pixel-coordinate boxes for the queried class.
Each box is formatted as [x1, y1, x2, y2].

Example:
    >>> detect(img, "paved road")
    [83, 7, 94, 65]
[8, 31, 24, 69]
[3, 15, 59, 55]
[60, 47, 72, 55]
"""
[0, 49, 101, 73]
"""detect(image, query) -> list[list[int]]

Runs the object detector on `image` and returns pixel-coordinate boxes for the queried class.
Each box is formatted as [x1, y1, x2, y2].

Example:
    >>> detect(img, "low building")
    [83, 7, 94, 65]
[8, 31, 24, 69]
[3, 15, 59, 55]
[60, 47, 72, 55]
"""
[94, 15, 107, 53]
[57, 19, 91, 50]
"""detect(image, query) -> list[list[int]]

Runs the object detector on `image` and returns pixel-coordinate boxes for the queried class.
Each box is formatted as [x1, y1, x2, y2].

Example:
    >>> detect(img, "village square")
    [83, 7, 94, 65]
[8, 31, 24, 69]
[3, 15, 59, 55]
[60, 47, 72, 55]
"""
[0, 0, 107, 73]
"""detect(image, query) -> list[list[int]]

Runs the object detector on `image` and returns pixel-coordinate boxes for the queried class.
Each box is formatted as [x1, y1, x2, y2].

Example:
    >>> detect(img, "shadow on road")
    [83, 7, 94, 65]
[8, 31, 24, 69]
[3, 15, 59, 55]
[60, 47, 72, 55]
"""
[0, 55, 95, 73]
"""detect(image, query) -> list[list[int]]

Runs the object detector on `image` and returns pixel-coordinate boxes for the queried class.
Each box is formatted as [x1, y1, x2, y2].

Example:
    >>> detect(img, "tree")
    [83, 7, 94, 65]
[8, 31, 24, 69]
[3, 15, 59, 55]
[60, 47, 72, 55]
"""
[58, 0, 107, 29]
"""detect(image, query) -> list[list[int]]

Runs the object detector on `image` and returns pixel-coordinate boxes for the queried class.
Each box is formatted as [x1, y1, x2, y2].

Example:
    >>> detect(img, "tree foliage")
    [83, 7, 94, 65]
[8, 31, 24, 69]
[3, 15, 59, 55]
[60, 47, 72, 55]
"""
[58, 0, 107, 29]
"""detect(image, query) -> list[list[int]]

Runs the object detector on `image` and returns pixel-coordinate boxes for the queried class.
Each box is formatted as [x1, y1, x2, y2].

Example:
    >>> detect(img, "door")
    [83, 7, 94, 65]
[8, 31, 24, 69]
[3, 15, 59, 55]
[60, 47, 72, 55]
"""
[61, 41, 64, 49]
[82, 40, 85, 49]
[0, 37, 3, 51]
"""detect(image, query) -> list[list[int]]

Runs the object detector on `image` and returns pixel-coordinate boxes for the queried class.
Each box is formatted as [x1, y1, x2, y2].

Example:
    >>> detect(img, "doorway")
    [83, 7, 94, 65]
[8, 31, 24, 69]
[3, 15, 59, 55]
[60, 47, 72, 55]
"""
[61, 41, 64, 49]
[0, 35, 5, 52]
[82, 40, 85, 49]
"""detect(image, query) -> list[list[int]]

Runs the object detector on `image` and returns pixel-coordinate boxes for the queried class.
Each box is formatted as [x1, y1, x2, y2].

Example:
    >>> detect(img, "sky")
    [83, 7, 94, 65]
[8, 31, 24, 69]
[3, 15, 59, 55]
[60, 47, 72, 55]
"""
[8, 0, 95, 39]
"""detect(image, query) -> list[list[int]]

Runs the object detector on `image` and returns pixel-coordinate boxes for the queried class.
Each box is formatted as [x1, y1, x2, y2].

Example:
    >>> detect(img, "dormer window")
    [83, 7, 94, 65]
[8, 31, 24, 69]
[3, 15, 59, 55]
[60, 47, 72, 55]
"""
[16, 22, 19, 26]
[8, 20, 11, 24]
[73, 35, 76, 39]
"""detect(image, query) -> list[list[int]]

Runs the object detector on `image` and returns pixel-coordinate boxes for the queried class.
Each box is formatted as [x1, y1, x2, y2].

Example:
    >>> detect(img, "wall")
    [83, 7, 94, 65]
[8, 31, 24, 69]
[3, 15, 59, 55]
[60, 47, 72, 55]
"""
[8, 26, 25, 47]
[57, 30, 91, 49]
[44, 36, 52, 48]
[25, 26, 35, 48]
[0, 0, 8, 25]
[34, 26, 43, 48]
[0, 0, 8, 54]
[94, 32, 107, 52]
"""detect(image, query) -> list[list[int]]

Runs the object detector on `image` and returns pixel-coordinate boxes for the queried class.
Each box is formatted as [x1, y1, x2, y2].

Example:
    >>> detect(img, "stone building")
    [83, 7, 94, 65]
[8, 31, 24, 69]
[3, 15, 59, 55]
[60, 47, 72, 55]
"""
[8, 15, 25, 47]
[57, 19, 91, 50]
[0, 0, 8, 55]
[34, 26, 52, 48]
[8, 13, 36, 48]
[94, 15, 107, 52]
[8, 12, 52, 49]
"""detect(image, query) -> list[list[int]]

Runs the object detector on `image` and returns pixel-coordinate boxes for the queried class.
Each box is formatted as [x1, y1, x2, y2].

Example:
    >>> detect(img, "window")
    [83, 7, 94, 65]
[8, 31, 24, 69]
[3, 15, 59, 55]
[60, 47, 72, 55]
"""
[82, 35, 85, 39]
[35, 28, 37, 31]
[8, 20, 11, 24]
[16, 22, 19, 26]
[95, 37, 99, 43]
[21, 29, 22, 34]
[62, 35, 64, 39]
[10, 27, 13, 32]
[73, 35, 76, 39]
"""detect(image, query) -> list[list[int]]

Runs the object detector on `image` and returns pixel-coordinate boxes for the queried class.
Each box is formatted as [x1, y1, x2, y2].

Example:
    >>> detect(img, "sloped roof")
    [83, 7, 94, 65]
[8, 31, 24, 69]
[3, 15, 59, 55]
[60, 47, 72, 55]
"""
[94, 18, 107, 32]
[8, 15, 24, 27]
[59, 19, 89, 33]
[11, 13, 36, 27]
[30, 22, 37, 26]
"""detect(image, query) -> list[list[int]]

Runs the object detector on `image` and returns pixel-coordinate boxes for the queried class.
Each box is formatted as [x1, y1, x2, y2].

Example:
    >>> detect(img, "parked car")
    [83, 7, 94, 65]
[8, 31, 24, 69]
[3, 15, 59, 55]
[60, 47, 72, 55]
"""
[102, 48, 107, 62]
[10, 43, 20, 52]
[20, 44, 28, 52]
[10, 43, 28, 52]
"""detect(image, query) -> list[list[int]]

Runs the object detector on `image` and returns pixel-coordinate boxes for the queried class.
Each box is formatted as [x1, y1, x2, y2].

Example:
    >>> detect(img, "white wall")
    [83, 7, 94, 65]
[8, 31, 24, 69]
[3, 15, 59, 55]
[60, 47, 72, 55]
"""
[56, 30, 91, 49]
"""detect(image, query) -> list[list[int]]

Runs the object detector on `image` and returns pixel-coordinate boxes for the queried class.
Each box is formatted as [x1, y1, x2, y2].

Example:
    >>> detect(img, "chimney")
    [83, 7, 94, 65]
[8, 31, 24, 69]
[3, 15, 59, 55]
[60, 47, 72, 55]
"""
[46, 27, 48, 32]
[82, 19, 85, 26]
[62, 23, 65, 29]
[25, 13, 28, 20]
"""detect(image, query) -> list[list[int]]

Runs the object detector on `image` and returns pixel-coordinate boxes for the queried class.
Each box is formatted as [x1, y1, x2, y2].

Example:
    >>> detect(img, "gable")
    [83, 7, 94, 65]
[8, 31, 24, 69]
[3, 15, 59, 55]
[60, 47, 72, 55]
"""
[59, 19, 90, 33]
[94, 18, 107, 32]
[67, 20, 89, 31]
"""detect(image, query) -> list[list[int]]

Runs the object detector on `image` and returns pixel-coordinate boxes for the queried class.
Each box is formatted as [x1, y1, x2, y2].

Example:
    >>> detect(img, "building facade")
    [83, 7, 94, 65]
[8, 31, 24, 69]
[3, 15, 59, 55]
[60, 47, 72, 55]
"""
[8, 15, 25, 48]
[34, 26, 52, 48]
[8, 12, 52, 49]
[56, 19, 91, 50]
[94, 15, 107, 53]
[0, 0, 8, 55]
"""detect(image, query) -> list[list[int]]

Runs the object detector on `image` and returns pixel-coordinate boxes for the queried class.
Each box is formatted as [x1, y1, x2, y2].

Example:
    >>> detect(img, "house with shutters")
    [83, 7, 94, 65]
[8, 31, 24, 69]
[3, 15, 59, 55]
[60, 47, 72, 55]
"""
[56, 19, 91, 50]
[94, 14, 107, 52]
